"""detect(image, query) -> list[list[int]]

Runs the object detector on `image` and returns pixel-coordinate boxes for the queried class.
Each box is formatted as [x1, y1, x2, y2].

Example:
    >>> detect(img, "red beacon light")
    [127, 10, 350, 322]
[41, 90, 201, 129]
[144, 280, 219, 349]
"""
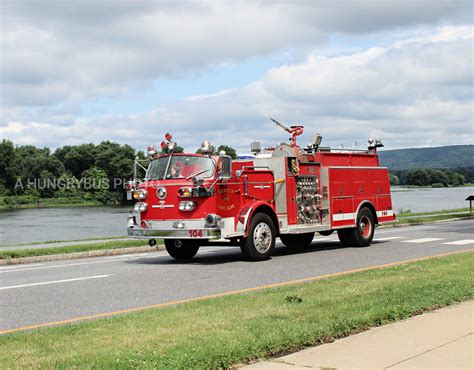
[162, 133, 176, 152]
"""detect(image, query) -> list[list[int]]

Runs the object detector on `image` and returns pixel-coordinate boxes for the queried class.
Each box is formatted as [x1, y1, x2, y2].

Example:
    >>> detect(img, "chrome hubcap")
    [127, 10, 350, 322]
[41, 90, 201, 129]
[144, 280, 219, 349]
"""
[253, 222, 272, 253]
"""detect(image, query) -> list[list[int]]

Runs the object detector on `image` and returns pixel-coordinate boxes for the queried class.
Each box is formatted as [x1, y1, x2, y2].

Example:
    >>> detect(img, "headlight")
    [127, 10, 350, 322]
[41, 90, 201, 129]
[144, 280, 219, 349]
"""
[177, 187, 192, 198]
[178, 201, 197, 211]
[133, 189, 147, 200]
[134, 202, 148, 213]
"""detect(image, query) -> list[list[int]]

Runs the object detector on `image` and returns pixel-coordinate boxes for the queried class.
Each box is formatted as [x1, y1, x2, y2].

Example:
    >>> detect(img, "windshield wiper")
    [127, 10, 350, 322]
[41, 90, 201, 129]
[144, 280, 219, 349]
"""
[186, 168, 210, 180]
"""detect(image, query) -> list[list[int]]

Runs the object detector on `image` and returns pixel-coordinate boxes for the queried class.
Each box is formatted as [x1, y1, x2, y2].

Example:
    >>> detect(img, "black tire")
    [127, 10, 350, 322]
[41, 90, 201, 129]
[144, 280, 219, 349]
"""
[280, 232, 315, 249]
[337, 207, 375, 248]
[337, 228, 353, 247]
[240, 213, 276, 261]
[164, 239, 200, 260]
[353, 207, 375, 247]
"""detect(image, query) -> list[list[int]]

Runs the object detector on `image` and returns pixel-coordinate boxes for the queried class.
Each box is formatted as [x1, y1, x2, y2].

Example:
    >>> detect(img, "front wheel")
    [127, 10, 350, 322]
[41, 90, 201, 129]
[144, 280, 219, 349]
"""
[240, 213, 276, 261]
[165, 239, 200, 260]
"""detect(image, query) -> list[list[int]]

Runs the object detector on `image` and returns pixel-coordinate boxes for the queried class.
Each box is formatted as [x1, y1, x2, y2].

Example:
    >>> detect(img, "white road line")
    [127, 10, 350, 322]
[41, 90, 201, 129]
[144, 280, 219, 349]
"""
[0, 254, 162, 274]
[442, 240, 474, 246]
[374, 237, 404, 241]
[0, 263, 44, 270]
[0, 275, 109, 291]
[402, 238, 444, 244]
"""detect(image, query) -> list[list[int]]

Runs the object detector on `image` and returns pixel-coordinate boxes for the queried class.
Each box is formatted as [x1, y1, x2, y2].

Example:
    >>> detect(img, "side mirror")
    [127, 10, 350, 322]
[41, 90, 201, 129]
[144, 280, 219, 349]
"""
[218, 155, 232, 179]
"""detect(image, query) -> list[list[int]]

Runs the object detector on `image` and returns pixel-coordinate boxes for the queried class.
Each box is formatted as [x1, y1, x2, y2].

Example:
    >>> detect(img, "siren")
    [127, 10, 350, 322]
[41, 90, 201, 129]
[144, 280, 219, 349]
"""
[200, 140, 212, 154]
[147, 145, 157, 157]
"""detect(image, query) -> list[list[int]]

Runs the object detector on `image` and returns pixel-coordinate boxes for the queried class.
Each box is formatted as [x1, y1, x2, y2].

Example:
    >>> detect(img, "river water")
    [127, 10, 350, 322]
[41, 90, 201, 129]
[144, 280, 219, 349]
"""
[0, 187, 472, 245]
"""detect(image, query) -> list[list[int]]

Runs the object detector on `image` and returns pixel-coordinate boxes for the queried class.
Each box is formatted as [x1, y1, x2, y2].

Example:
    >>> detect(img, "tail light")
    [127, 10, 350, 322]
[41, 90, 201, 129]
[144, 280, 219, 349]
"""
[179, 201, 197, 211]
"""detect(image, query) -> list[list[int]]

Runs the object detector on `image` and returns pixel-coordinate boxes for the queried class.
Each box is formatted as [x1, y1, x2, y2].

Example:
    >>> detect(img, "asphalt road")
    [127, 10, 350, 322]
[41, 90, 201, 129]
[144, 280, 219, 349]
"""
[1, 220, 473, 332]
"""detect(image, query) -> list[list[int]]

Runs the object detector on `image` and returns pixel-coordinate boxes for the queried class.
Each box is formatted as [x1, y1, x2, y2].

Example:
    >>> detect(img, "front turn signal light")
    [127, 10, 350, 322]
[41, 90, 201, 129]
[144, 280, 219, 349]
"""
[133, 189, 147, 200]
[177, 187, 192, 198]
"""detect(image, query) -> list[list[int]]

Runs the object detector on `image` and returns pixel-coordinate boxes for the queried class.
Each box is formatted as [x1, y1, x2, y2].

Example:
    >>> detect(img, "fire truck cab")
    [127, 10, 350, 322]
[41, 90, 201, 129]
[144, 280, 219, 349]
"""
[127, 120, 395, 261]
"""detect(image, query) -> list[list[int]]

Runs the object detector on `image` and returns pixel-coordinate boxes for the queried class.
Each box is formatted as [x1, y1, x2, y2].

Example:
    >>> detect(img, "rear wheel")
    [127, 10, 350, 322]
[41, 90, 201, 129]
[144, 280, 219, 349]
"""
[280, 232, 315, 249]
[353, 207, 375, 247]
[240, 213, 276, 261]
[337, 207, 375, 247]
[165, 239, 200, 260]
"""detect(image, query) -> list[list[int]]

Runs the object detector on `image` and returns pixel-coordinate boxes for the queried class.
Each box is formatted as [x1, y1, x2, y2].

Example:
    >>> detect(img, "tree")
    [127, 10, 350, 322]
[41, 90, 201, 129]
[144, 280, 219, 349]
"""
[81, 167, 110, 204]
[217, 145, 237, 159]
[429, 170, 449, 187]
[0, 140, 17, 195]
[405, 169, 430, 186]
[388, 173, 399, 186]
[195, 144, 238, 158]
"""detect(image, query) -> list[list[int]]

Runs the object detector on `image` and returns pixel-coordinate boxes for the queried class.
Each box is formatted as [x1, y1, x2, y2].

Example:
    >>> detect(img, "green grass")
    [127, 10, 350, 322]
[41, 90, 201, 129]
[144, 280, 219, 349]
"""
[396, 213, 473, 225]
[397, 207, 470, 217]
[0, 239, 160, 259]
[1, 252, 472, 368]
[2, 236, 127, 247]
[0, 195, 122, 210]
[395, 207, 473, 225]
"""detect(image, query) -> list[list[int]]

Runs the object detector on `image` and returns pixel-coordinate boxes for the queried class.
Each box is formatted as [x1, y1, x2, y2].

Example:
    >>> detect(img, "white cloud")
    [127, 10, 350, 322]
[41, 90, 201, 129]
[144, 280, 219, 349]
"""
[1, 0, 471, 108]
[2, 25, 472, 151]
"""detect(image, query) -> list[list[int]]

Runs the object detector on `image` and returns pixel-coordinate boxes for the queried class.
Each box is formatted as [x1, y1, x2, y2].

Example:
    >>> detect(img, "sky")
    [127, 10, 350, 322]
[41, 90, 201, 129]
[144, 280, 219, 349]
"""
[0, 0, 473, 153]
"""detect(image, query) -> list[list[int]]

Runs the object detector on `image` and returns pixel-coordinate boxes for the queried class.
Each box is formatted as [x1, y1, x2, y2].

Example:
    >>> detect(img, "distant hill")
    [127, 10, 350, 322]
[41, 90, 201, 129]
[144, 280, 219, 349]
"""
[378, 145, 474, 170]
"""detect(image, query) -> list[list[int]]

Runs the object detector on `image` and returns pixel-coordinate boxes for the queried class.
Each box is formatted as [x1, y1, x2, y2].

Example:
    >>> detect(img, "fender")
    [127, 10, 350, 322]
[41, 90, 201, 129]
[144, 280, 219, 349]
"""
[236, 201, 279, 237]
[355, 200, 378, 224]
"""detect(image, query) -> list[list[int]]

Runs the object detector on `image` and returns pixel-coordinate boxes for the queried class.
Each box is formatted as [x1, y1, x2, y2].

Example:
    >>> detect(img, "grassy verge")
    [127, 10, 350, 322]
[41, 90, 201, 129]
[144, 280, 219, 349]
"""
[397, 213, 473, 224]
[396, 207, 473, 225]
[0, 239, 160, 259]
[1, 236, 127, 247]
[1, 252, 472, 368]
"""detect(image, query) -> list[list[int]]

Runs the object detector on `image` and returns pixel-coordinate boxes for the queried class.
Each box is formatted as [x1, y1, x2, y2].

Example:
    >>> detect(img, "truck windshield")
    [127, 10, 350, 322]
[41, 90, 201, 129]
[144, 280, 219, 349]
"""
[146, 155, 216, 180]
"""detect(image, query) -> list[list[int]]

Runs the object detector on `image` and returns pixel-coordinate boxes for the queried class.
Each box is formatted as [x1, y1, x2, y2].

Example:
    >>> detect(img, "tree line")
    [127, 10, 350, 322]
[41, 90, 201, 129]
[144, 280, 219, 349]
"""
[1, 139, 470, 207]
[389, 168, 472, 187]
[0, 140, 238, 206]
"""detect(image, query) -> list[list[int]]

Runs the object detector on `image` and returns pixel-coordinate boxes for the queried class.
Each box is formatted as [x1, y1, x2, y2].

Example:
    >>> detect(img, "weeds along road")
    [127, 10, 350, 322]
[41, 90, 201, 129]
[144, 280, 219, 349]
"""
[0, 220, 473, 332]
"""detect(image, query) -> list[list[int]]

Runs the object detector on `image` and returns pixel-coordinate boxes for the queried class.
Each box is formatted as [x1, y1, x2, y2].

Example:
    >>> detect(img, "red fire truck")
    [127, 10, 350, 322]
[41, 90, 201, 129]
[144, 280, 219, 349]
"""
[127, 119, 395, 261]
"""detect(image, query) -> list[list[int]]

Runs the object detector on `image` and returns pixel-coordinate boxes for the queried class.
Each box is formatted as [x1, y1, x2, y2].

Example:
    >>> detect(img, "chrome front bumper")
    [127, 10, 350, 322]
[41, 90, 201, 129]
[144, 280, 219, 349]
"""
[127, 217, 222, 239]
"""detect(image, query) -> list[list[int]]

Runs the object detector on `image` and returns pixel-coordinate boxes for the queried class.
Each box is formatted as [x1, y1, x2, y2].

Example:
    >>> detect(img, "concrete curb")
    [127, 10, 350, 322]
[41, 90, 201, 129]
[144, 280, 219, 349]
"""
[0, 245, 164, 266]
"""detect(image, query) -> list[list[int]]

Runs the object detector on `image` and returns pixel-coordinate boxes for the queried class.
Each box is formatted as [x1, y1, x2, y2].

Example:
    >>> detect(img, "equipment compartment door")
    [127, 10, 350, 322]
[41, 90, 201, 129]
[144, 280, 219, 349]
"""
[331, 196, 355, 227]
[245, 172, 275, 203]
